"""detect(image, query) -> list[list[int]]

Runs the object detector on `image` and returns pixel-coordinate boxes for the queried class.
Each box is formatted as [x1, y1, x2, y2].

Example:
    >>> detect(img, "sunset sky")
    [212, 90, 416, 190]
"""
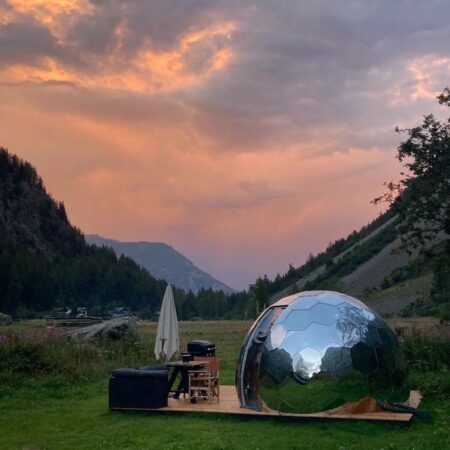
[1, 0, 449, 289]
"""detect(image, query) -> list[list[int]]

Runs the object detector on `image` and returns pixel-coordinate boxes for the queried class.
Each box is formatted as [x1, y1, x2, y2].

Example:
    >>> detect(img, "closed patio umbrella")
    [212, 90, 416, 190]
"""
[154, 283, 179, 361]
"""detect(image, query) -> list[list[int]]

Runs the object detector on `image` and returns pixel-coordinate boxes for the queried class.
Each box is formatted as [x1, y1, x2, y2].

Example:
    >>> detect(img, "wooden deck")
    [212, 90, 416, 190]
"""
[112, 386, 422, 422]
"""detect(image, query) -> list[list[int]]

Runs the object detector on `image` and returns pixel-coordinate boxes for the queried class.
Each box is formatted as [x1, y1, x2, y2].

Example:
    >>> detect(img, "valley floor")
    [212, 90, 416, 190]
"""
[0, 320, 449, 450]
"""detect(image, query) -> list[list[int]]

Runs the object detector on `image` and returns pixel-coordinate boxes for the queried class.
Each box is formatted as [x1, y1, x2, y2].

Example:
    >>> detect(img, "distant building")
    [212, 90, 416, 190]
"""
[109, 307, 135, 318]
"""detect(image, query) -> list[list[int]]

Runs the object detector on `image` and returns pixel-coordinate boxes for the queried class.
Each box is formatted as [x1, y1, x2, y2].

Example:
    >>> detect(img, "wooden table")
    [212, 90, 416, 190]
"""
[166, 360, 205, 399]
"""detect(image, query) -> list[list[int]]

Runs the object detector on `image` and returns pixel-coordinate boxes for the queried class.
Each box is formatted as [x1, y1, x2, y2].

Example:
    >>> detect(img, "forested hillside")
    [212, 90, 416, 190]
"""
[0, 150, 84, 258]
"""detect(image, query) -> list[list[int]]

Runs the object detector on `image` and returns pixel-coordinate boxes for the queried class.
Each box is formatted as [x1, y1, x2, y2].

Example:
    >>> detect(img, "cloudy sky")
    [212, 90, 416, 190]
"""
[1, 0, 449, 289]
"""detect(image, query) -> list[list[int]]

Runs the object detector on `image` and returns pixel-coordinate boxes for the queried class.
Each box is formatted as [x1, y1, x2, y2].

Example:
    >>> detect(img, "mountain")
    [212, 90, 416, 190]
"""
[265, 211, 447, 316]
[0, 147, 169, 316]
[86, 235, 234, 294]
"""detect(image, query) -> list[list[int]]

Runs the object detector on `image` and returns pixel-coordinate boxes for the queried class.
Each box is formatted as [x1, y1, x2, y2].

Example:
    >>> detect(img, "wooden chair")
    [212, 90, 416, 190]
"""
[188, 358, 220, 403]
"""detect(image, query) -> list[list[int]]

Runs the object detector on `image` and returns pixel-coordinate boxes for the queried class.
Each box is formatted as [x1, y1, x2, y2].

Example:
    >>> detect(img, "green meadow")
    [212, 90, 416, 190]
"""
[0, 320, 449, 450]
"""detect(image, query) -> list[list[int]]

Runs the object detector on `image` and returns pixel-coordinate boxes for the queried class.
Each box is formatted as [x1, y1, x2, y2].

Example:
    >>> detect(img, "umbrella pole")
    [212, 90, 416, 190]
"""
[160, 338, 166, 360]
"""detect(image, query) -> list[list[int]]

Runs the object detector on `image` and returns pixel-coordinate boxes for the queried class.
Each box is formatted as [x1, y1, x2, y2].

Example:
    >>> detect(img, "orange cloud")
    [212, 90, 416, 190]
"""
[5, 59, 73, 84]
[4, 0, 93, 39]
[6, 0, 91, 22]
[1, 0, 237, 94]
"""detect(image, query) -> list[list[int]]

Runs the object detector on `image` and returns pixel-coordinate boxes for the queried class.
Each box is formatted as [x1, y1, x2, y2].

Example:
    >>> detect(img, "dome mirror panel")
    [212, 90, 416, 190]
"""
[321, 346, 353, 375]
[350, 342, 378, 374]
[365, 324, 382, 347]
[275, 307, 292, 324]
[304, 302, 338, 326]
[260, 347, 292, 383]
[290, 296, 322, 310]
[313, 292, 347, 307]
[302, 322, 340, 352]
[269, 324, 288, 349]
[282, 310, 314, 331]
[281, 330, 308, 356]
[293, 347, 322, 380]
[336, 318, 368, 347]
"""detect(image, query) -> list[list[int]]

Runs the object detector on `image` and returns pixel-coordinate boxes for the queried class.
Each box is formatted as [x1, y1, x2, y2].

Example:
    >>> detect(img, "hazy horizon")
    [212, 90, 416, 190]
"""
[1, 0, 449, 289]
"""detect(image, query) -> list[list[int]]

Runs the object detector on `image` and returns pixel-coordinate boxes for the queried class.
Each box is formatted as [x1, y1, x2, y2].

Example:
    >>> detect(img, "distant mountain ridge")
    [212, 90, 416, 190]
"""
[86, 235, 234, 294]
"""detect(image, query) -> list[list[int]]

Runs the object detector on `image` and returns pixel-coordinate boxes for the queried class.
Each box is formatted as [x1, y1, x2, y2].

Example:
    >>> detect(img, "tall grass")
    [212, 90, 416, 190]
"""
[0, 320, 250, 391]
[1, 320, 449, 399]
[0, 327, 156, 386]
[402, 334, 450, 397]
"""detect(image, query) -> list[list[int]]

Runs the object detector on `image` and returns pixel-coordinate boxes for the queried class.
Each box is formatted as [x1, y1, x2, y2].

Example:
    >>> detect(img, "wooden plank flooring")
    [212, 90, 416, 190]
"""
[112, 386, 422, 422]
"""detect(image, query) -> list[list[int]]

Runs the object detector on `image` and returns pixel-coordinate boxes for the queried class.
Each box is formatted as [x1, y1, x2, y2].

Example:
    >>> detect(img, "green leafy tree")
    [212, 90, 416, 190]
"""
[374, 88, 450, 306]
[250, 276, 270, 314]
[287, 282, 299, 295]
[374, 88, 450, 244]
[181, 290, 197, 320]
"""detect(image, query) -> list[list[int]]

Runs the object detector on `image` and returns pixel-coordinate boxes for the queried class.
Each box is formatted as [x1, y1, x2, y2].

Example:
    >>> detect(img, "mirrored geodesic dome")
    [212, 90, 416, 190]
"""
[235, 291, 407, 414]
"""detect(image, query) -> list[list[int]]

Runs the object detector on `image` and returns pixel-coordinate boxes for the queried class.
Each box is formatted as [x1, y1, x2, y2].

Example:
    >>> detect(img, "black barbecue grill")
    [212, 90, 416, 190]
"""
[187, 340, 215, 357]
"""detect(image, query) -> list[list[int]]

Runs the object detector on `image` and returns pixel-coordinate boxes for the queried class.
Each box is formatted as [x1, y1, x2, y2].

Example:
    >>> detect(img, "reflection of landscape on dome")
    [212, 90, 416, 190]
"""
[259, 371, 401, 414]
[252, 291, 408, 413]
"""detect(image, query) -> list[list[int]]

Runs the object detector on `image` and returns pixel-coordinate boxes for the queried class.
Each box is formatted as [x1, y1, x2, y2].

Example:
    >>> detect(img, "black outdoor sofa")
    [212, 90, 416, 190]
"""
[109, 365, 168, 410]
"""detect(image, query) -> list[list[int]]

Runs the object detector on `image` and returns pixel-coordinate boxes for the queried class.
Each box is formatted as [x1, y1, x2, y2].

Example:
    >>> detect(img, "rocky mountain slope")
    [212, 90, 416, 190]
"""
[86, 235, 234, 294]
[268, 214, 446, 315]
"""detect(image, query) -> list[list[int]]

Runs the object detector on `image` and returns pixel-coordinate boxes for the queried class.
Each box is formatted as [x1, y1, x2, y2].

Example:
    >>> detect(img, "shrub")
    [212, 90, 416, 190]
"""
[401, 335, 450, 397]
[403, 334, 450, 372]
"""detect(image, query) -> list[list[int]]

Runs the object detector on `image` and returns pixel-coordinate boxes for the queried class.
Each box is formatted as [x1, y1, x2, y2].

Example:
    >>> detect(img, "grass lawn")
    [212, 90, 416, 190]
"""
[0, 320, 449, 450]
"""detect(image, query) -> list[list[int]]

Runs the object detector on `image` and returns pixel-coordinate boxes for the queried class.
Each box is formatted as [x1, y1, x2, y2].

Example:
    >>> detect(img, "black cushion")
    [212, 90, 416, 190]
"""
[112, 368, 168, 379]
[137, 364, 168, 371]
